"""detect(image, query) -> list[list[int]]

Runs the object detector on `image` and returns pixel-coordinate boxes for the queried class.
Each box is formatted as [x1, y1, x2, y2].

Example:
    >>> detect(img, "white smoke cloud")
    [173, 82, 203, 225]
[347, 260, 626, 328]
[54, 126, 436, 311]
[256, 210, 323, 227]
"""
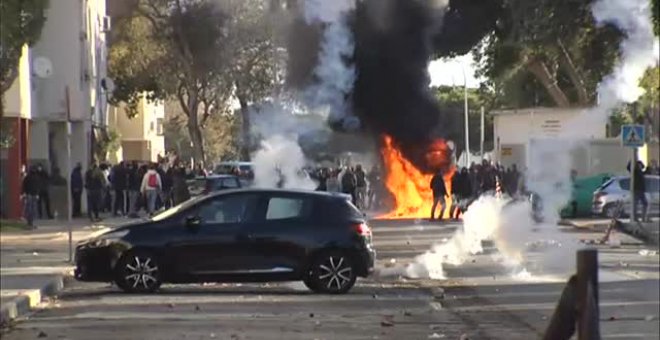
[391, 0, 658, 281]
[380, 196, 578, 280]
[252, 134, 316, 190]
[304, 0, 359, 130]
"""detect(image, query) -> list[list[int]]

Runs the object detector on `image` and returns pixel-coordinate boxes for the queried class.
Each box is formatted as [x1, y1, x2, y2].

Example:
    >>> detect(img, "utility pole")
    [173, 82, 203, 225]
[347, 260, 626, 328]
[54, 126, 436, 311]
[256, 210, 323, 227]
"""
[480, 106, 485, 160]
[463, 67, 470, 167]
[65, 86, 73, 263]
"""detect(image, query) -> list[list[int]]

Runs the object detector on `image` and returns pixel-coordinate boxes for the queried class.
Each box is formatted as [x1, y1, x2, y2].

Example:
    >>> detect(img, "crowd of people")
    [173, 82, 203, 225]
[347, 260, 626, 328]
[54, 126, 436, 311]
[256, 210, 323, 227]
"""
[310, 164, 384, 210]
[19, 156, 659, 227]
[20, 160, 211, 227]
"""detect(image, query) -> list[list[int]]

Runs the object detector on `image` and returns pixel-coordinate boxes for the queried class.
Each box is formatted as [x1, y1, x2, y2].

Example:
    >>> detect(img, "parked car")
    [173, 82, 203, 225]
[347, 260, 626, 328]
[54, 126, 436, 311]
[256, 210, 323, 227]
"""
[592, 175, 660, 217]
[75, 189, 375, 294]
[560, 173, 612, 218]
[187, 175, 241, 197]
[214, 161, 254, 186]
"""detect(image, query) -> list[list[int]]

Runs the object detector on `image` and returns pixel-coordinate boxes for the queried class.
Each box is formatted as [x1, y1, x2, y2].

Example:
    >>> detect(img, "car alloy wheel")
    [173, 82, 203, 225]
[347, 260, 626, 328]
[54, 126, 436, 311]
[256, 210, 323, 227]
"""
[309, 251, 356, 294]
[116, 251, 162, 293]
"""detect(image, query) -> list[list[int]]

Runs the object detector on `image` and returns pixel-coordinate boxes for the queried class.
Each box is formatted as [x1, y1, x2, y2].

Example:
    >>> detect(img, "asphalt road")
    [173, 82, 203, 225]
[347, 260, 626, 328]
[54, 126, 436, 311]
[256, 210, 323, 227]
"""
[2, 219, 659, 340]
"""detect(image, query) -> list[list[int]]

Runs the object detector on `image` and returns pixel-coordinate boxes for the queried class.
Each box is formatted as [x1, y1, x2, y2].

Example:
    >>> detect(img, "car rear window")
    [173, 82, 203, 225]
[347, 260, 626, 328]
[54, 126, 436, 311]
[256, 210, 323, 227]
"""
[315, 196, 364, 223]
[210, 178, 240, 190]
[265, 196, 312, 221]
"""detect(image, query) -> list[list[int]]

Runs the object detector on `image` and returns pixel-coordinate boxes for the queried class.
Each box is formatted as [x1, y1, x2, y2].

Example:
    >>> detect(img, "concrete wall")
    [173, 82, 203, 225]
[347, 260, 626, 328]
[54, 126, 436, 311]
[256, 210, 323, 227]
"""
[3, 45, 32, 119]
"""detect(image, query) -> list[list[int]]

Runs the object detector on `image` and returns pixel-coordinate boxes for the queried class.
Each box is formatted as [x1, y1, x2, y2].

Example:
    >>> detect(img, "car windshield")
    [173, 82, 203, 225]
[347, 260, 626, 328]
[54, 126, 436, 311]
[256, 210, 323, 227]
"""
[150, 196, 206, 222]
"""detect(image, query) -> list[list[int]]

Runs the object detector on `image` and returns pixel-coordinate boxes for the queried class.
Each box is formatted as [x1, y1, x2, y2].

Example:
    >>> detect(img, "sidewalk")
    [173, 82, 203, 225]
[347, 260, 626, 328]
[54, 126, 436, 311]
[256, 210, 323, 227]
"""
[0, 216, 126, 326]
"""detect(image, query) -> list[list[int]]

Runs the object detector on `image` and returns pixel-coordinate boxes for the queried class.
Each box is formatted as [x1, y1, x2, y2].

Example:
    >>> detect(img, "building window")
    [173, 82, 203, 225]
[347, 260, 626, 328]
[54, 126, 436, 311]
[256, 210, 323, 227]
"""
[156, 118, 164, 136]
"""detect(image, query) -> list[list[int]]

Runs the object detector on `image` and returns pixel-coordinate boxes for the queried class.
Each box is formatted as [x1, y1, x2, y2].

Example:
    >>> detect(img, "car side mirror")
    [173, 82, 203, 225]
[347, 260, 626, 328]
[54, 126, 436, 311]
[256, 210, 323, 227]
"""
[185, 216, 201, 229]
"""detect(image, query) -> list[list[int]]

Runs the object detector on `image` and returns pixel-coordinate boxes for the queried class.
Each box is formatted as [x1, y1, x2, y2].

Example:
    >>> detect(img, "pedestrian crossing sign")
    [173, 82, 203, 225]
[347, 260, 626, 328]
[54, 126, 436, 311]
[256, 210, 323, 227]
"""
[621, 124, 645, 147]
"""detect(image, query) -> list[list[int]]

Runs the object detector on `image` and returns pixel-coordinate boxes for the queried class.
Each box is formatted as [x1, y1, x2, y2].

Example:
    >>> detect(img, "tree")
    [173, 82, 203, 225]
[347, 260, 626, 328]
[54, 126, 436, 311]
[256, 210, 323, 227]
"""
[224, 0, 285, 160]
[472, 0, 623, 108]
[109, 0, 281, 164]
[109, 0, 233, 165]
[0, 0, 49, 146]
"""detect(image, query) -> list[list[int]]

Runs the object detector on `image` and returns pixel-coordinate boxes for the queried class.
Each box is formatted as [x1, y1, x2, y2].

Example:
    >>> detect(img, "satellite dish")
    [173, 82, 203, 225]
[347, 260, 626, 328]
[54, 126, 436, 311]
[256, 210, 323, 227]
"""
[33, 56, 53, 78]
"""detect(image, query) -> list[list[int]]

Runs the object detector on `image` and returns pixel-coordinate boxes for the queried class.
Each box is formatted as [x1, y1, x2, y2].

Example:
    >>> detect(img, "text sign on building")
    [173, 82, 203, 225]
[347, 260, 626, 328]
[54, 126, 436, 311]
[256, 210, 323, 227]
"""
[621, 124, 645, 147]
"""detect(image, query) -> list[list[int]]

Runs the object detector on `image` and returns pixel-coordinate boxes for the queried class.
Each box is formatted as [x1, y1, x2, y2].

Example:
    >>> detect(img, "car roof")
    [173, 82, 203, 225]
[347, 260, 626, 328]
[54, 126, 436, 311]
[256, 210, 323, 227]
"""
[206, 188, 349, 200]
[196, 175, 239, 179]
[611, 175, 660, 180]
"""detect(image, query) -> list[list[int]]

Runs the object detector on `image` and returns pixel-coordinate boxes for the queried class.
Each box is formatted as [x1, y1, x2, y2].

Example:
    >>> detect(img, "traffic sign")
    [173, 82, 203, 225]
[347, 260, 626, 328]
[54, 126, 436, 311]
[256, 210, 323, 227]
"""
[621, 124, 645, 147]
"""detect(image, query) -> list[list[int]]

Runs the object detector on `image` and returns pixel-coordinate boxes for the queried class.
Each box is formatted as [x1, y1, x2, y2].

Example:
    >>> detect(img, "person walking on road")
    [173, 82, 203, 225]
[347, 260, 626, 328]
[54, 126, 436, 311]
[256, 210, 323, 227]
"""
[430, 170, 448, 220]
[141, 163, 162, 216]
[127, 162, 142, 218]
[172, 165, 190, 206]
[111, 162, 128, 216]
[85, 163, 104, 222]
[22, 167, 40, 228]
[71, 163, 84, 218]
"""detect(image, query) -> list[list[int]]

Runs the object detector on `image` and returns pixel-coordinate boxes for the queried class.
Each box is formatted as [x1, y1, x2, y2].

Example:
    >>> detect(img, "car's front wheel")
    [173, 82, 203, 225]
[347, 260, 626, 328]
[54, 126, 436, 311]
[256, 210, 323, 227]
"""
[306, 250, 356, 294]
[115, 250, 162, 293]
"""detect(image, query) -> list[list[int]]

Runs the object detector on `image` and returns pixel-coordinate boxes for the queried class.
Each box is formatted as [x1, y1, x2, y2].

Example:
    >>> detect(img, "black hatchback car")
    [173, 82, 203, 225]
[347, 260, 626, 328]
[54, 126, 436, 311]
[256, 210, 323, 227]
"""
[75, 189, 375, 294]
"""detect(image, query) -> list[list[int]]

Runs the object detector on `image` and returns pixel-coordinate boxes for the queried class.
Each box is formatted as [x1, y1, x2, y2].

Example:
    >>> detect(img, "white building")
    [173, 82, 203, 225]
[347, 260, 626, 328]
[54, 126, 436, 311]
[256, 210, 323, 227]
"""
[30, 0, 110, 174]
[492, 107, 658, 176]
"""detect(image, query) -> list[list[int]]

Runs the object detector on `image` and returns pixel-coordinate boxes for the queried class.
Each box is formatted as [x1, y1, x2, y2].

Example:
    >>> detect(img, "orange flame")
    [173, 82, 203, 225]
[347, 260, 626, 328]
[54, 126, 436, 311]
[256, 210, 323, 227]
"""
[380, 135, 455, 219]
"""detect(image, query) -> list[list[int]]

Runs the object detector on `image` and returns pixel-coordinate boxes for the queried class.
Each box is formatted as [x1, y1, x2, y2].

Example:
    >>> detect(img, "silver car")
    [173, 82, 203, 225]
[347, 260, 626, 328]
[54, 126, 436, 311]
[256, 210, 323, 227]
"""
[592, 175, 660, 218]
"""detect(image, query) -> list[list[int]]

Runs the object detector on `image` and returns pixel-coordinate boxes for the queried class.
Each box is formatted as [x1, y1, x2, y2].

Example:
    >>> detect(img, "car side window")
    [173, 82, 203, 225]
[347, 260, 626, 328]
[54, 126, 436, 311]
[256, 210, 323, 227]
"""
[221, 178, 240, 188]
[195, 194, 256, 225]
[265, 196, 311, 221]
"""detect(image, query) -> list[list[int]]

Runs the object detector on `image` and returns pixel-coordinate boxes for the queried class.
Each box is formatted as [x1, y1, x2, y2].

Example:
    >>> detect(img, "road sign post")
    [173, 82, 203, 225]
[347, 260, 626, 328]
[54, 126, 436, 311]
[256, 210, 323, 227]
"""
[621, 117, 645, 222]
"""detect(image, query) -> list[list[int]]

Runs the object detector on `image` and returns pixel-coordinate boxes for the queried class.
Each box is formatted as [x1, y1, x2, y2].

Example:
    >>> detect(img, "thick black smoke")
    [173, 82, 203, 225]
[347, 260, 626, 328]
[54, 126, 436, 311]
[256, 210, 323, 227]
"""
[285, 0, 502, 170]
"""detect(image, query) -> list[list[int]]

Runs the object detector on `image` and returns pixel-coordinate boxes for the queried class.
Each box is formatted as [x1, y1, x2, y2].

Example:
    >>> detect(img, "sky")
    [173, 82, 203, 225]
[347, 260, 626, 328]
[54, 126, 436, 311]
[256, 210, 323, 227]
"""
[428, 52, 483, 88]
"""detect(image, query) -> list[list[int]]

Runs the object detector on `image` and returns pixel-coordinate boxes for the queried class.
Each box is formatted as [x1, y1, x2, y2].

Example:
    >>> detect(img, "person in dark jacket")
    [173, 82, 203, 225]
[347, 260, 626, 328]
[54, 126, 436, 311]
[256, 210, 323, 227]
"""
[22, 167, 40, 228]
[627, 161, 648, 222]
[451, 168, 473, 219]
[35, 164, 53, 219]
[71, 163, 84, 218]
[111, 162, 128, 216]
[172, 166, 191, 205]
[430, 170, 448, 220]
[355, 165, 368, 209]
[127, 162, 142, 218]
[85, 163, 104, 222]
[341, 167, 358, 205]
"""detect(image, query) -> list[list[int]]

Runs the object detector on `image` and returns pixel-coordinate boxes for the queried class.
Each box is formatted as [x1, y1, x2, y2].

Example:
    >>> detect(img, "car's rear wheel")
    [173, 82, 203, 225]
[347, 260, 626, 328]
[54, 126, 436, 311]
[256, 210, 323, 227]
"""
[115, 250, 162, 293]
[306, 250, 356, 294]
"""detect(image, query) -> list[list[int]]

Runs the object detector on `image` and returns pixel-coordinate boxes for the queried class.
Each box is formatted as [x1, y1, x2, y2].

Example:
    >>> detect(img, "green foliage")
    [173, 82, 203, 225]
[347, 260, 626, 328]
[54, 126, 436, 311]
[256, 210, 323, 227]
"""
[109, 0, 280, 164]
[473, 0, 623, 108]
[0, 0, 49, 95]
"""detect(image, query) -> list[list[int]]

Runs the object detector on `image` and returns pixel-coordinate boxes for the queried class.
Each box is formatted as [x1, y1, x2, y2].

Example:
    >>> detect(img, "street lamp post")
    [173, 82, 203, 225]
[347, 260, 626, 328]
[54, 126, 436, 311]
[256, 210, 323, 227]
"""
[65, 86, 73, 263]
[463, 66, 470, 167]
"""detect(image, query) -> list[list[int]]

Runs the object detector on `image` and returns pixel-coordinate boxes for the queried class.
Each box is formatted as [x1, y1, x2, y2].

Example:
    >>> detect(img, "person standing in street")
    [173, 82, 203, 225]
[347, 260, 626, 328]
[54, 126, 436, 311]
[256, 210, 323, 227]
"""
[35, 164, 53, 219]
[141, 163, 162, 216]
[71, 163, 84, 218]
[127, 162, 142, 218]
[172, 165, 190, 206]
[22, 166, 40, 228]
[111, 162, 128, 216]
[627, 160, 648, 222]
[341, 167, 358, 205]
[430, 170, 448, 220]
[355, 164, 368, 209]
[85, 163, 104, 222]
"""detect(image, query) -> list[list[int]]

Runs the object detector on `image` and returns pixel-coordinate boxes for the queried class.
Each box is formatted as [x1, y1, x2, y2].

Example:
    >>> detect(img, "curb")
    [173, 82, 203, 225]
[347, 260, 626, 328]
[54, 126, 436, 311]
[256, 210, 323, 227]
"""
[0, 275, 64, 327]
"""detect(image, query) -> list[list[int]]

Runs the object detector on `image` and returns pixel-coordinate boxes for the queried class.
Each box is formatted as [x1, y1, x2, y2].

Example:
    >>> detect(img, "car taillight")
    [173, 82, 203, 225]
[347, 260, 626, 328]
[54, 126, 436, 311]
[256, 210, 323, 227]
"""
[354, 222, 372, 237]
